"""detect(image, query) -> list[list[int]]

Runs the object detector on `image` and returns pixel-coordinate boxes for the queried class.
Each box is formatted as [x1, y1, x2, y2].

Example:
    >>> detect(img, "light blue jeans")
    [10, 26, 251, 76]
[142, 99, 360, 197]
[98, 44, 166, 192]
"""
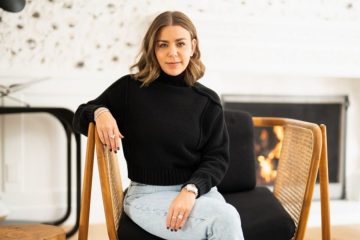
[123, 181, 244, 240]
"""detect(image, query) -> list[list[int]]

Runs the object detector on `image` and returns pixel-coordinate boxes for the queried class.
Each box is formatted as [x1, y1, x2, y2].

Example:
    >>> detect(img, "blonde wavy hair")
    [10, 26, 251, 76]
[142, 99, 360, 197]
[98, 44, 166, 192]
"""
[130, 11, 205, 87]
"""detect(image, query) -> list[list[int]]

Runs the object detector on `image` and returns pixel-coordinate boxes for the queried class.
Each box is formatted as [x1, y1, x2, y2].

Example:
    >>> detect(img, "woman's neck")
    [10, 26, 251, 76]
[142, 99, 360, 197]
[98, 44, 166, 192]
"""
[156, 70, 187, 87]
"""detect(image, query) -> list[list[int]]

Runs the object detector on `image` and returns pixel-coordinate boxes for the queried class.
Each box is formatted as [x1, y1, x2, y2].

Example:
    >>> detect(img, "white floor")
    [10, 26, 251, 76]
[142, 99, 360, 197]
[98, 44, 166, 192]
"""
[307, 200, 360, 227]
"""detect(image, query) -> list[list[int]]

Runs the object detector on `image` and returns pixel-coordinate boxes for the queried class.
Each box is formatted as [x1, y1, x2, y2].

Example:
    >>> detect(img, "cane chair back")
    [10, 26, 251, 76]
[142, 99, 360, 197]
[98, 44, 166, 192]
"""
[253, 117, 330, 240]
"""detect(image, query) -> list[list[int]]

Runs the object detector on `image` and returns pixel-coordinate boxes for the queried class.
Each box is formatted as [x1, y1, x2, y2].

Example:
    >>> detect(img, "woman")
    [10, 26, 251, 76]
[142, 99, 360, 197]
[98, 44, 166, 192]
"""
[73, 11, 244, 240]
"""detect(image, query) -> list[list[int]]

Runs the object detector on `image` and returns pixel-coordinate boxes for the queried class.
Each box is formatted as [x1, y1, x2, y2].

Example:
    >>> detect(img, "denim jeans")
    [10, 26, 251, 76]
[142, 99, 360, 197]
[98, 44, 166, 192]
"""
[124, 181, 244, 240]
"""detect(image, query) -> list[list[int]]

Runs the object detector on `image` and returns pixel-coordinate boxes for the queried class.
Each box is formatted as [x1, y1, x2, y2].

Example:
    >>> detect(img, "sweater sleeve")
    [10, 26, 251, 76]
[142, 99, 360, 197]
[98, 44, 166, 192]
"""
[72, 93, 109, 136]
[72, 76, 128, 136]
[182, 102, 230, 197]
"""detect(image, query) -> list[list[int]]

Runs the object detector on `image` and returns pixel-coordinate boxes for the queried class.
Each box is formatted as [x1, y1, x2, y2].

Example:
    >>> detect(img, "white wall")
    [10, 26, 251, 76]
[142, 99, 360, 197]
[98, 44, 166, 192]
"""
[1, 0, 359, 224]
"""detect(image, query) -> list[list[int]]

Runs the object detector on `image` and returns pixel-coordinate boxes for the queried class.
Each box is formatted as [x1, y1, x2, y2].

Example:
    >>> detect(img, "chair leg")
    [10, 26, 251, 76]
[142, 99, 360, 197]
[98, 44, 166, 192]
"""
[319, 124, 331, 240]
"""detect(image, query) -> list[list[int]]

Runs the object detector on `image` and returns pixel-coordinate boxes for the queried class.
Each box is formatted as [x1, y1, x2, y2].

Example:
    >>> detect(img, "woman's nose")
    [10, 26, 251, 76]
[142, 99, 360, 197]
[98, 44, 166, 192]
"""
[167, 45, 178, 57]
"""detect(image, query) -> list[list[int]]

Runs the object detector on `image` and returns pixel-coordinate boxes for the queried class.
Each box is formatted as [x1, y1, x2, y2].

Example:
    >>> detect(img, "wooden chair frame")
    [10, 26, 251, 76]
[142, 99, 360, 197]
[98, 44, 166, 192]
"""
[78, 117, 331, 240]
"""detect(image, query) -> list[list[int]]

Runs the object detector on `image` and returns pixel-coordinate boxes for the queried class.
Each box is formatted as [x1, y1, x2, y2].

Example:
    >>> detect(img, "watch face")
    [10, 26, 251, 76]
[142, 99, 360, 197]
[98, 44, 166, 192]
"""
[185, 184, 198, 196]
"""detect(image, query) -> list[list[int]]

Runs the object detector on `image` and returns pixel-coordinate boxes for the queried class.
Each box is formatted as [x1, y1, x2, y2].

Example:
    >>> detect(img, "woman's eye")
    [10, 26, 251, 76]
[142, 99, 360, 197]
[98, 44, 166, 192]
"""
[177, 42, 185, 47]
[158, 43, 167, 48]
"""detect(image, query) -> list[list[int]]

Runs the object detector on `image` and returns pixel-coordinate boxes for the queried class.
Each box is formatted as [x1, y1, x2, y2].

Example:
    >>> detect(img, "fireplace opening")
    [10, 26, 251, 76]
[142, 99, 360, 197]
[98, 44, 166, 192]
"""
[222, 95, 348, 199]
[254, 126, 283, 185]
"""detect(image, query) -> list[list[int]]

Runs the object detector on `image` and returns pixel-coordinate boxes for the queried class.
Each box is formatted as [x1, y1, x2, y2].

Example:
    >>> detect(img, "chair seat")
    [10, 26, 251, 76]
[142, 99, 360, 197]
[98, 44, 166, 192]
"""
[117, 213, 163, 240]
[117, 187, 295, 240]
[223, 187, 296, 240]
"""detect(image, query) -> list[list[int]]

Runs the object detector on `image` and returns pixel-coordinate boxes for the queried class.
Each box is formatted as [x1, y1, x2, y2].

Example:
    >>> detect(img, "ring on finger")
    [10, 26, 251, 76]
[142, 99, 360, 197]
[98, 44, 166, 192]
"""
[110, 134, 115, 139]
[178, 214, 184, 220]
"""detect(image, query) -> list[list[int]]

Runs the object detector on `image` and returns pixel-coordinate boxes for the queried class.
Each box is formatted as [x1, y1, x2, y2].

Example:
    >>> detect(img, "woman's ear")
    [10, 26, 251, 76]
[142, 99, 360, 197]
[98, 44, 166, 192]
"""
[191, 38, 197, 57]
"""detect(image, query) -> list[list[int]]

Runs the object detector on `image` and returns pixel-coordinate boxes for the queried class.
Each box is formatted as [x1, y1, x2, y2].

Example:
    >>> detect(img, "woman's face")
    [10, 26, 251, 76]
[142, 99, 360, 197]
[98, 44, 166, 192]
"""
[155, 25, 196, 76]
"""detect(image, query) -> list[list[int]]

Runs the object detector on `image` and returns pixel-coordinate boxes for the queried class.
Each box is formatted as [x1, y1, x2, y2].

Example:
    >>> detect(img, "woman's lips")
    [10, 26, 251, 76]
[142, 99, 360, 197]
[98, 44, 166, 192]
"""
[166, 62, 181, 68]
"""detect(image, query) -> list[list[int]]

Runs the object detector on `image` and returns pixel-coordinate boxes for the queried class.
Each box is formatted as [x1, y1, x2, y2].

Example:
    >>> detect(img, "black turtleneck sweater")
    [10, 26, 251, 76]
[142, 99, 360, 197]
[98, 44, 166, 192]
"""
[73, 71, 229, 197]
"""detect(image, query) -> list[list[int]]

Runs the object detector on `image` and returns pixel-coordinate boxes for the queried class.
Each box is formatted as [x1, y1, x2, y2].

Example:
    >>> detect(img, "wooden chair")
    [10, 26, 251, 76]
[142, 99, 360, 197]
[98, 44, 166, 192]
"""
[78, 111, 331, 240]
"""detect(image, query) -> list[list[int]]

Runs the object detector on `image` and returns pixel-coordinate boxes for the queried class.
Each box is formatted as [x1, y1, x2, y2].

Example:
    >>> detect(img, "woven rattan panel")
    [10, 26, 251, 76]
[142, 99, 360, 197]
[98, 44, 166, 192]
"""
[105, 149, 124, 230]
[273, 125, 314, 227]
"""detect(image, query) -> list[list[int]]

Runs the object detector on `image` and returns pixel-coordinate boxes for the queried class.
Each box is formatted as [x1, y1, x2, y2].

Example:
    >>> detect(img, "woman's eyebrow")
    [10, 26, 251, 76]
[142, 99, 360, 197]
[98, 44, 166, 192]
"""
[156, 38, 187, 43]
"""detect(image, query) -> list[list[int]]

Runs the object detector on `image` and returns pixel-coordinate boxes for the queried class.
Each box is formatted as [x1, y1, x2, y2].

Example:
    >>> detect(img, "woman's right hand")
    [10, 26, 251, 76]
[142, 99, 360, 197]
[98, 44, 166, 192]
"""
[94, 108, 124, 152]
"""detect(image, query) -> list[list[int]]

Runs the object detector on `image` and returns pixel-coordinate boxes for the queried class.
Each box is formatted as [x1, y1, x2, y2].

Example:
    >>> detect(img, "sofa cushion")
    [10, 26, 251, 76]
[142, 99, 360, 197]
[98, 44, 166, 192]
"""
[218, 110, 256, 193]
[223, 187, 296, 240]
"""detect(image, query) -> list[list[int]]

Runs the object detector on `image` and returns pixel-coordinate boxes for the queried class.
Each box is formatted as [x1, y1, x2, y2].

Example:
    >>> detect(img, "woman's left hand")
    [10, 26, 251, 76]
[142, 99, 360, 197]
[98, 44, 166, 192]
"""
[166, 189, 196, 231]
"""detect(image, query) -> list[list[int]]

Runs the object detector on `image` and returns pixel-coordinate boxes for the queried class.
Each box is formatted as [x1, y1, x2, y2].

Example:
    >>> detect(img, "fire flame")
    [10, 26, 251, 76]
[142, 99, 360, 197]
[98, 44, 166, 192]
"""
[257, 126, 284, 184]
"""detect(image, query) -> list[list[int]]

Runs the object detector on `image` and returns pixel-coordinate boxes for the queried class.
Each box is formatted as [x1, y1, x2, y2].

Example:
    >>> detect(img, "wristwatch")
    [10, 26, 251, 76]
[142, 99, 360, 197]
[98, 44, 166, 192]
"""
[183, 184, 198, 197]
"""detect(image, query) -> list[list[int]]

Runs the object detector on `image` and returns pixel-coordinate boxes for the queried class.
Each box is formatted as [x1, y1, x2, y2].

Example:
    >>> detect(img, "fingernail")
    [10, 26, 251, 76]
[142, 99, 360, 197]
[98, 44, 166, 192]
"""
[117, 147, 120, 150]
[175, 229, 177, 232]
[109, 149, 112, 152]
[167, 227, 169, 230]
[114, 150, 117, 153]
[171, 229, 173, 232]
[179, 227, 182, 229]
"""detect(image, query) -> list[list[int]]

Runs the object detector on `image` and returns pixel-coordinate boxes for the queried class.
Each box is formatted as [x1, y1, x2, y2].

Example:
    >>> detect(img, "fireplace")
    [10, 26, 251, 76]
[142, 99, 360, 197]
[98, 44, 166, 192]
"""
[221, 95, 348, 199]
